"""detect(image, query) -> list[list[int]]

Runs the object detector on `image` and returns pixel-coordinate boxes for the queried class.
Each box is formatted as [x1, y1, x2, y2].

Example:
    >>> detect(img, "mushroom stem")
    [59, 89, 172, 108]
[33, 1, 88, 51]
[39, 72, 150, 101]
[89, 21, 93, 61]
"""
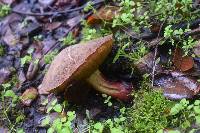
[86, 70, 133, 101]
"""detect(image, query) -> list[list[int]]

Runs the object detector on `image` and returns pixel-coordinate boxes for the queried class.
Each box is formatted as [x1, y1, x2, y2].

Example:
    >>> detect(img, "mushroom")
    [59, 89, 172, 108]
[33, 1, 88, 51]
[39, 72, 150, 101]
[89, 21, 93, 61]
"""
[39, 35, 133, 101]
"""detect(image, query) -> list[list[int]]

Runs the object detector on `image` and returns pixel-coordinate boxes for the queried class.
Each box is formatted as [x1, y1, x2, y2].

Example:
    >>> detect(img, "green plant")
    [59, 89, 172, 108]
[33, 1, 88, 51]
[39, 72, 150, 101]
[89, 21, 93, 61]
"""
[42, 111, 76, 133]
[0, 80, 25, 132]
[166, 99, 200, 131]
[44, 50, 58, 64]
[124, 74, 175, 132]
[46, 98, 63, 113]
[84, 1, 94, 12]
[60, 32, 76, 46]
[33, 35, 43, 41]
[113, 40, 148, 63]
[0, 45, 5, 56]
[88, 107, 128, 133]
[81, 21, 111, 41]
[102, 94, 113, 107]
[163, 25, 197, 56]
[41, 96, 75, 133]
[126, 89, 174, 132]
[21, 55, 32, 66]
[0, 4, 10, 18]
[21, 48, 34, 66]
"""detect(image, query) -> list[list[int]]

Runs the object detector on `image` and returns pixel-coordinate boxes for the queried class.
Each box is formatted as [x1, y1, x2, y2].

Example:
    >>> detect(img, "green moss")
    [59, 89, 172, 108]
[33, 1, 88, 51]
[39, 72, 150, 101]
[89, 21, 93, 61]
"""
[0, 4, 10, 18]
[126, 89, 175, 133]
[0, 45, 5, 56]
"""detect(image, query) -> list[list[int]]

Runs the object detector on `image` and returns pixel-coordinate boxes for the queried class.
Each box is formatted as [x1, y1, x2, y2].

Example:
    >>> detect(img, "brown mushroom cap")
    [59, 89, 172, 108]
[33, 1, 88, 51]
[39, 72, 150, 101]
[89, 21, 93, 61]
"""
[39, 35, 113, 94]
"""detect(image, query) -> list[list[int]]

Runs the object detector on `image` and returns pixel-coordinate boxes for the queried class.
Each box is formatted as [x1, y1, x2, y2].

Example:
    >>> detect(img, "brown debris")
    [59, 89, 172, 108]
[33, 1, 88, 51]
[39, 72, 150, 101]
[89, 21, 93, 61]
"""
[134, 52, 163, 74]
[21, 87, 38, 106]
[0, 67, 12, 84]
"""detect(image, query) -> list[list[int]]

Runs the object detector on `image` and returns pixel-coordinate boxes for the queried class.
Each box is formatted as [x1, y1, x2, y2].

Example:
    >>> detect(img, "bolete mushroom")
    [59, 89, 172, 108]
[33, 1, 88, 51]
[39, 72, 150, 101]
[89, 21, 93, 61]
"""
[39, 35, 133, 101]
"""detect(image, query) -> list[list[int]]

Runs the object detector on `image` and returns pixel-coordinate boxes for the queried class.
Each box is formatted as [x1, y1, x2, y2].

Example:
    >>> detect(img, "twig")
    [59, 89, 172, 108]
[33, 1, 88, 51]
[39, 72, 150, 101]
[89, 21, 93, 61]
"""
[151, 18, 167, 86]
[12, 0, 104, 16]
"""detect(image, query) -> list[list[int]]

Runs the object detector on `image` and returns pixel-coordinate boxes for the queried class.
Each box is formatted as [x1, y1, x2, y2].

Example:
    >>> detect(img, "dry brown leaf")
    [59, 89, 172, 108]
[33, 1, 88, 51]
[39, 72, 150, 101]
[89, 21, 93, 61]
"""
[39, 35, 113, 94]
[44, 22, 62, 31]
[173, 48, 194, 72]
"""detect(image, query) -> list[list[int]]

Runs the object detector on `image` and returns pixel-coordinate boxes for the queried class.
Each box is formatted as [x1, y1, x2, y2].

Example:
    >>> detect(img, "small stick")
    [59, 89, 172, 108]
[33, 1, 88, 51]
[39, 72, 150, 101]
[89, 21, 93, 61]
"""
[151, 18, 167, 86]
[12, 0, 104, 16]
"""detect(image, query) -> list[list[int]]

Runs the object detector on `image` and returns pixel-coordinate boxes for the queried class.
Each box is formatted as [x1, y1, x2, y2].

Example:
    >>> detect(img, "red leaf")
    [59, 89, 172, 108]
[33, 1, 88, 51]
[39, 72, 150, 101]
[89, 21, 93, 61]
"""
[173, 48, 194, 72]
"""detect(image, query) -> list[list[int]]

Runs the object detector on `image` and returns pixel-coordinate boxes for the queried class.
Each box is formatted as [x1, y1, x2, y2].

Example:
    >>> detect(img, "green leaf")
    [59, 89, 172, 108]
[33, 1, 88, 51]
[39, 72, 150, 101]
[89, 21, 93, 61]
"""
[47, 127, 54, 133]
[67, 111, 76, 121]
[21, 55, 32, 66]
[53, 104, 62, 113]
[94, 122, 104, 131]
[194, 106, 200, 114]
[189, 129, 197, 133]
[195, 115, 200, 125]
[17, 128, 25, 133]
[51, 99, 57, 106]
[42, 99, 48, 106]
[41, 116, 50, 126]
[157, 129, 164, 133]
[2, 83, 11, 89]
[194, 100, 200, 106]
[61, 117, 67, 122]
[47, 106, 53, 113]
[4, 90, 16, 98]
[168, 130, 181, 133]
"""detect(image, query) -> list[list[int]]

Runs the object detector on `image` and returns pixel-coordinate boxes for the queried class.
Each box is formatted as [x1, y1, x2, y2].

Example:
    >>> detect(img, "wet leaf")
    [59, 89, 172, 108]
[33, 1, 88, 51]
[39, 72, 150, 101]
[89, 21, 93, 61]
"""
[154, 71, 200, 100]
[173, 48, 194, 72]
[39, 35, 113, 94]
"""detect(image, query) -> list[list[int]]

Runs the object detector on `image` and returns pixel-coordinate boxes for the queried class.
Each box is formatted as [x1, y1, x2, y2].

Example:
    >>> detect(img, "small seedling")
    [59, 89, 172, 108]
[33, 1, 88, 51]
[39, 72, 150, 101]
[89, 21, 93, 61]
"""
[0, 4, 10, 18]
[60, 32, 76, 46]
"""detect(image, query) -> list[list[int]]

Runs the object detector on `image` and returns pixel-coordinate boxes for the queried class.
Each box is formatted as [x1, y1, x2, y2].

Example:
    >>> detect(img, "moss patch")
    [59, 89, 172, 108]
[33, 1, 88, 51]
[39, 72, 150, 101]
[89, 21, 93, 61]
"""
[0, 45, 5, 57]
[126, 89, 175, 133]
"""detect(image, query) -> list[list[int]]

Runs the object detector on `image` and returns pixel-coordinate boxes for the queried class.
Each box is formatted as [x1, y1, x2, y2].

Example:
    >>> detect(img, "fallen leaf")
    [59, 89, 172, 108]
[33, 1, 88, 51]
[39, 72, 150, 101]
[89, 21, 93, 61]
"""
[38, 0, 55, 7]
[0, 67, 12, 84]
[2, 27, 19, 46]
[44, 22, 62, 31]
[173, 48, 194, 72]
[154, 71, 200, 100]
[87, 6, 120, 25]
[39, 35, 113, 94]
[134, 52, 163, 74]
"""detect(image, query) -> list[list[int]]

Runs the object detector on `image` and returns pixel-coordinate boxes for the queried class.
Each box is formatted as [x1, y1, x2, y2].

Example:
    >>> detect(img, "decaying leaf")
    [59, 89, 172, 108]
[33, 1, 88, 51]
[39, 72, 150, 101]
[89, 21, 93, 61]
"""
[87, 6, 120, 25]
[21, 87, 38, 106]
[173, 48, 194, 72]
[154, 71, 200, 100]
[39, 35, 113, 94]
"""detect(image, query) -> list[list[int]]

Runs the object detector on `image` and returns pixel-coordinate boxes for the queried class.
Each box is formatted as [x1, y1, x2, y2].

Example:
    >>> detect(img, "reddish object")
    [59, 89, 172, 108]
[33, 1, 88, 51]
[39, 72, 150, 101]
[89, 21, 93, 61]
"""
[87, 70, 133, 101]
[173, 48, 194, 72]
